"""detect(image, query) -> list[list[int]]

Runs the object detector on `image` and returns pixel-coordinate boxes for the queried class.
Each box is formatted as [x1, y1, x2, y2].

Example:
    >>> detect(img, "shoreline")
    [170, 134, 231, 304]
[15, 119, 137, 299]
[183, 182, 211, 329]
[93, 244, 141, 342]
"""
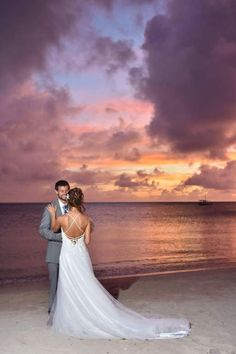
[1, 268, 236, 353]
[2, 263, 236, 284]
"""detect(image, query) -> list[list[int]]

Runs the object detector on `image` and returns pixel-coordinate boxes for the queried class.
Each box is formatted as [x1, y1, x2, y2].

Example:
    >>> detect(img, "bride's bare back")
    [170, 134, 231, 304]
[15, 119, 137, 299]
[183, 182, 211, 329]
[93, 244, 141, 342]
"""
[57, 211, 91, 244]
[63, 213, 87, 235]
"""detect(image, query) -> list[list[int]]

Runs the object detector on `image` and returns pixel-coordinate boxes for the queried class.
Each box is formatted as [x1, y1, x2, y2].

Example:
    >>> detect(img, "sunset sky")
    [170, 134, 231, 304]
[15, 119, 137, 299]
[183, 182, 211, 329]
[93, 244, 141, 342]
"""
[1, 0, 236, 202]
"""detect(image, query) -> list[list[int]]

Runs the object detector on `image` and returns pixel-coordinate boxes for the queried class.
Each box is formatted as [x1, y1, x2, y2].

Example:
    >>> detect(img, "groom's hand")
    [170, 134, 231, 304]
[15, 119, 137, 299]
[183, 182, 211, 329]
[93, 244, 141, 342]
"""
[47, 204, 57, 214]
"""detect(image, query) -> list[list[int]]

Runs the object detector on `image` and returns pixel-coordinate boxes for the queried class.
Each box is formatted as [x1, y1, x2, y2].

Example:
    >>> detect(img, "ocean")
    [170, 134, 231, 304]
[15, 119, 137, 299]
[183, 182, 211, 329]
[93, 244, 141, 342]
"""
[1, 202, 236, 284]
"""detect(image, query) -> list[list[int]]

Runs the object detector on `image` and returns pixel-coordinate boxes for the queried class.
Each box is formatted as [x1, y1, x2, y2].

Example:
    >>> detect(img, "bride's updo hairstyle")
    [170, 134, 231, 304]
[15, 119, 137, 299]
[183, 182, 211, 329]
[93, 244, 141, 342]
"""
[67, 187, 85, 213]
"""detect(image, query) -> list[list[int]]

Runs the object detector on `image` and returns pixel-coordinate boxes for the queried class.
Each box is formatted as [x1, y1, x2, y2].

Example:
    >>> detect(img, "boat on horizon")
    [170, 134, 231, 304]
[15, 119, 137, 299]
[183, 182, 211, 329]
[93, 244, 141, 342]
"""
[198, 199, 213, 206]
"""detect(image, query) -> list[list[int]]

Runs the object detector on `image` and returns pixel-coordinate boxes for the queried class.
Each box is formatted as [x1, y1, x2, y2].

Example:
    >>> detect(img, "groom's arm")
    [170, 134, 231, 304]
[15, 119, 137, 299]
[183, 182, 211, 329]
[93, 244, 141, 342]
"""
[38, 207, 62, 242]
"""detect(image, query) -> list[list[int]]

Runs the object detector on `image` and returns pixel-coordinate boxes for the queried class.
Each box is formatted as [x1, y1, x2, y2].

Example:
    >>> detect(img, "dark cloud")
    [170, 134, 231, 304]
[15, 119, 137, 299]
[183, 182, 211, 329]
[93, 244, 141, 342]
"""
[115, 173, 145, 189]
[75, 127, 142, 162]
[0, 0, 80, 90]
[92, 0, 113, 11]
[87, 0, 157, 12]
[114, 147, 141, 161]
[0, 0, 139, 90]
[129, 67, 147, 98]
[107, 130, 140, 150]
[75, 131, 107, 153]
[65, 164, 114, 186]
[124, 148, 141, 161]
[184, 160, 236, 190]
[0, 86, 71, 184]
[83, 36, 136, 74]
[157, 187, 204, 202]
[137, 167, 163, 178]
[114, 170, 159, 190]
[134, 0, 236, 157]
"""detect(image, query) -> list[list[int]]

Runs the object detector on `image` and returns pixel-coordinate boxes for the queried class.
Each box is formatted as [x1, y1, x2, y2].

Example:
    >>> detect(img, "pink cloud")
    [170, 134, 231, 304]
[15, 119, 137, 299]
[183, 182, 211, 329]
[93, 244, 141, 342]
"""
[184, 160, 236, 190]
[114, 169, 159, 191]
[65, 164, 114, 186]
[0, 84, 72, 198]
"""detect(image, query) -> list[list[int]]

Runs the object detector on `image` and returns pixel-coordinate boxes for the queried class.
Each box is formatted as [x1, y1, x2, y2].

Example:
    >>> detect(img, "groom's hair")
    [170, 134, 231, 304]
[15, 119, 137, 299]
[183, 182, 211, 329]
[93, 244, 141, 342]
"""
[55, 180, 70, 191]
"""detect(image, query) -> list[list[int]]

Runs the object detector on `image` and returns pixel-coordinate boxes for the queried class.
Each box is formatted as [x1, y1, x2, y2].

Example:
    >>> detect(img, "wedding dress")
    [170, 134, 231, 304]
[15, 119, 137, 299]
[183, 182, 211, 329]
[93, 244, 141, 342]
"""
[50, 215, 190, 339]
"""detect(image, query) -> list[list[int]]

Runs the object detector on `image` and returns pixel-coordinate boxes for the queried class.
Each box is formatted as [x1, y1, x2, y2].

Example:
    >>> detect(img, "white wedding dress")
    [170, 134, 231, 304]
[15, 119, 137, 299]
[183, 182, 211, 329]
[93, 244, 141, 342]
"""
[50, 216, 190, 339]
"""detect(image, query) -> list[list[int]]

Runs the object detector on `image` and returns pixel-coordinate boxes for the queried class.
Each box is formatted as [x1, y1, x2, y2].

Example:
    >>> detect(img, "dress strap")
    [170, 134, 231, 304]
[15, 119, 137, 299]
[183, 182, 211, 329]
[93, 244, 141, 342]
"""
[64, 214, 84, 234]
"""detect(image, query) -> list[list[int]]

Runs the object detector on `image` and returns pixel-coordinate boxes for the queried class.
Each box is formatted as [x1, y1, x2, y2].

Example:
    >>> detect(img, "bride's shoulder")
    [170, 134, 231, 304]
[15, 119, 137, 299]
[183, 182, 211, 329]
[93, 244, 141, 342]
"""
[81, 212, 90, 221]
[81, 213, 93, 225]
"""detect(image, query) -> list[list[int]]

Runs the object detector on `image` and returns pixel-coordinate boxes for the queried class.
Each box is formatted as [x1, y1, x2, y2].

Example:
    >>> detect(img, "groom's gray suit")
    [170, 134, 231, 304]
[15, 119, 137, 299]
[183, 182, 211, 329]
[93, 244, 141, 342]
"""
[39, 198, 63, 312]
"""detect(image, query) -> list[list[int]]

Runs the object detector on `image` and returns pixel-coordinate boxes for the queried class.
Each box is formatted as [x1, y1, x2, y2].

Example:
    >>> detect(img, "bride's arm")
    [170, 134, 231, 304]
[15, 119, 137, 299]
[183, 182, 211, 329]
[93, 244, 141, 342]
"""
[47, 204, 62, 232]
[84, 218, 92, 245]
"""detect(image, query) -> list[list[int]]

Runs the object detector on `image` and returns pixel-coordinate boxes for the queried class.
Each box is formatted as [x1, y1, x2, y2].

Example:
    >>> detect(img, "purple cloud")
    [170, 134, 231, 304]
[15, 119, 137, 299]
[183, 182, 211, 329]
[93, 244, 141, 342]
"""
[107, 130, 140, 150]
[73, 127, 142, 163]
[114, 169, 159, 190]
[114, 147, 141, 162]
[87, 37, 136, 74]
[133, 0, 236, 157]
[137, 167, 163, 178]
[0, 0, 80, 90]
[184, 160, 236, 190]
[115, 173, 144, 189]
[66, 164, 113, 186]
[124, 148, 141, 162]
[0, 86, 71, 184]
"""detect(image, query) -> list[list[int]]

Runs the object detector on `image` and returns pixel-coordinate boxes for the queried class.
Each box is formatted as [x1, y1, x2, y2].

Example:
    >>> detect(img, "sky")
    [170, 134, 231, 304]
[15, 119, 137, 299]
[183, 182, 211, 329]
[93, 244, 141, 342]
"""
[1, 0, 236, 202]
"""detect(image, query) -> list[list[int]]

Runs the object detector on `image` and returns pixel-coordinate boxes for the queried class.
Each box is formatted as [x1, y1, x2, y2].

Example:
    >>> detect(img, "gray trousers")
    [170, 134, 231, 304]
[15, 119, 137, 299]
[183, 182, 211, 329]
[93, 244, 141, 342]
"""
[48, 262, 59, 312]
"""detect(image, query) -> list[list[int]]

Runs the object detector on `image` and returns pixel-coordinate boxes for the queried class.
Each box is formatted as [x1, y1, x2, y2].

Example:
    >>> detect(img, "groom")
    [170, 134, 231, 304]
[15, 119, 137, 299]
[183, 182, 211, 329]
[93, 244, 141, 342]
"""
[39, 180, 70, 313]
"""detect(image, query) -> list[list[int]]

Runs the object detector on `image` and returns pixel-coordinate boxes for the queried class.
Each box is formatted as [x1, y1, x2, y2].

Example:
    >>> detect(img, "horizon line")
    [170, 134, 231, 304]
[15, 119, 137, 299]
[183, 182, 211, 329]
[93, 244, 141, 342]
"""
[0, 200, 235, 204]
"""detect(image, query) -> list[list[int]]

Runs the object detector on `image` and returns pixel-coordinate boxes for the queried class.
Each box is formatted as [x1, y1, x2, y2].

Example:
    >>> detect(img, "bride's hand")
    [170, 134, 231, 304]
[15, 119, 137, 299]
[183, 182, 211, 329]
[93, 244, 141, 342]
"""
[47, 204, 57, 214]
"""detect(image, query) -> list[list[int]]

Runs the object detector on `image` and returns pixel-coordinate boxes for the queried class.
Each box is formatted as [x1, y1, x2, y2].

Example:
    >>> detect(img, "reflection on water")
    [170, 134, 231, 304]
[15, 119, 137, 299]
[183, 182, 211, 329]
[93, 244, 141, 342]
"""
[88, 202, 236, 277]
[1, 202, 236, 284]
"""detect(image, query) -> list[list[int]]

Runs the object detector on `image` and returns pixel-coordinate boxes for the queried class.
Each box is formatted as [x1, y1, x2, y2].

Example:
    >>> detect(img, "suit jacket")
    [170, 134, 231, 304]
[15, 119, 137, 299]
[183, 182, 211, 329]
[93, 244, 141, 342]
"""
[38, 198, 63, 264]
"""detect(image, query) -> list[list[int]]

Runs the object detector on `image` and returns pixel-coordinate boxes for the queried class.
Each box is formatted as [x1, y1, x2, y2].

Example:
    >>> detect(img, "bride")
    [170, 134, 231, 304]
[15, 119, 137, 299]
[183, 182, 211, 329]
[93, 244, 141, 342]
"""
[47, 187, 190, 339]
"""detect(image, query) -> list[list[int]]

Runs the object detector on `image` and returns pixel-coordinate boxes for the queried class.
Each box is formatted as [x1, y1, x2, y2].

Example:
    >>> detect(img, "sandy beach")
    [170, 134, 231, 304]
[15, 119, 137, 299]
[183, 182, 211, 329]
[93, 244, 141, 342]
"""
[1, 269, 236, 354]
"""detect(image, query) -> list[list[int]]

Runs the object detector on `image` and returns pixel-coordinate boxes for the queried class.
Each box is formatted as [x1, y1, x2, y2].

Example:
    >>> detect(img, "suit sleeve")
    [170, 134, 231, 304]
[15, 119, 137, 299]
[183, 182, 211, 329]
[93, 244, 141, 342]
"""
[38, 207, 62, 242]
